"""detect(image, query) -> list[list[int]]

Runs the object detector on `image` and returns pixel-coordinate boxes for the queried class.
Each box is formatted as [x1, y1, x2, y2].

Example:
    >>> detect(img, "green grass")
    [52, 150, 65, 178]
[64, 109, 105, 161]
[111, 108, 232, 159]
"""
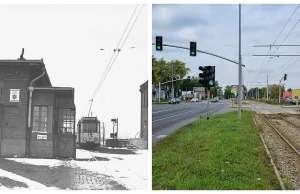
[152, 110, 281, 190]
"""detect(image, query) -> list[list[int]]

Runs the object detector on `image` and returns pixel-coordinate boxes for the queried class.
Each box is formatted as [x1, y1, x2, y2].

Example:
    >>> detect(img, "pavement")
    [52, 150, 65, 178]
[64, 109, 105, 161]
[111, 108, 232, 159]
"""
[248, 100, 300, 114]
[0, 155, 126, 190]
[152, 99, 234, 144]
[0, 148, 148, 190]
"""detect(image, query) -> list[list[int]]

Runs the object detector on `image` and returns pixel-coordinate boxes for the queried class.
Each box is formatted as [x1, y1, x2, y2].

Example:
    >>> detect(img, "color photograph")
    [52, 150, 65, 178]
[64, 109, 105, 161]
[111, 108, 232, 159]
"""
[152, 4, 300, 190]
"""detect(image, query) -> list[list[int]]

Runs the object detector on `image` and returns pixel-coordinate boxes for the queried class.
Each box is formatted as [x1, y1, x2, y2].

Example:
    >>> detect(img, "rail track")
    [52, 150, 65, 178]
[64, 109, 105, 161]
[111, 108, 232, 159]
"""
[261, 114, 300, 157]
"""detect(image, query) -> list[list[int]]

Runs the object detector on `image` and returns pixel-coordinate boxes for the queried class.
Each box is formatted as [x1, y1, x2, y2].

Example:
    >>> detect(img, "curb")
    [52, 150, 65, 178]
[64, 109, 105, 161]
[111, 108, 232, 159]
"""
[281, 106, 299, 108]
[252, 115, 286, 190]
[228, 105, 251, 108]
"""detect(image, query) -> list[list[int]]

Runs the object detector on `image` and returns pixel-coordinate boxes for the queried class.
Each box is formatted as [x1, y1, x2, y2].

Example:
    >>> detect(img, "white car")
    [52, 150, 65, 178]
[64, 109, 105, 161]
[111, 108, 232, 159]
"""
[191, 98, 199, 102]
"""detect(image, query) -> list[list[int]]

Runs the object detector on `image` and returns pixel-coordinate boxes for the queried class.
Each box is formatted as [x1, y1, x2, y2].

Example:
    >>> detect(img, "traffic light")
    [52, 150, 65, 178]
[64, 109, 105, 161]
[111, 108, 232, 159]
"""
[284, 73, 287, 81]
[155, 36, 163, 51]
[190, 42, 197, 56]
[187, 76, 191, 81]
[207, 66, 215, 88]
[199, 66, 209, 86]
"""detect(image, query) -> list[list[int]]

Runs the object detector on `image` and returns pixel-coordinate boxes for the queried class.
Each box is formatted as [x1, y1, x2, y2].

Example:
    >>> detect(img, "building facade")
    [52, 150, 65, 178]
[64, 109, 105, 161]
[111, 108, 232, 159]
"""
[140, 80, 148, 149]
[0, 59, 76, 158]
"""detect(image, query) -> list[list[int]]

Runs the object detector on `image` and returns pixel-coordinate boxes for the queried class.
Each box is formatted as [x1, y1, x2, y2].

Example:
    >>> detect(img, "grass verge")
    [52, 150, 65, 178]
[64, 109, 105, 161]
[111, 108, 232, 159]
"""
[152, 110, 281, 190]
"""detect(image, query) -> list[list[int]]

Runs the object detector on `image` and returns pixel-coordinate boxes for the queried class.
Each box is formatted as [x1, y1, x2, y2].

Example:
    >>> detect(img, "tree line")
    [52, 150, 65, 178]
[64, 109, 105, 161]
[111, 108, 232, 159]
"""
[152, 56, 222, 98]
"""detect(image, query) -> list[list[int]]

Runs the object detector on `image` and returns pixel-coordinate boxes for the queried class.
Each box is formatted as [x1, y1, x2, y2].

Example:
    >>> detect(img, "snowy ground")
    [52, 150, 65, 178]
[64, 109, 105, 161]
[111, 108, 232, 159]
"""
[5, 149, 148, 190]
[0, 168, 58, 190]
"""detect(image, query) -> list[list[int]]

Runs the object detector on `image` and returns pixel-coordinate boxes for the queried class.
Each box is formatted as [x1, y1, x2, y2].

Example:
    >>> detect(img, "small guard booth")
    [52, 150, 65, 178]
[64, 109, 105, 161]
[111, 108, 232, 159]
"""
[0, 59, 76, 158]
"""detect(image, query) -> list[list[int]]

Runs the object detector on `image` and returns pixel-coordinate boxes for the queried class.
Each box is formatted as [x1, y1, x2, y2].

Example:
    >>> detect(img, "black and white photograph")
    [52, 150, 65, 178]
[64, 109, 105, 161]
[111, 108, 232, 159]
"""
[0, 4, 148, 190]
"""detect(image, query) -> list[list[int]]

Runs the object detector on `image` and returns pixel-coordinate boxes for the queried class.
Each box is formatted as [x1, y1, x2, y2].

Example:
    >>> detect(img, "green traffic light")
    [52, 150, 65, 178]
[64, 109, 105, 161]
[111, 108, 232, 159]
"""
[191, 51, 195, 55]
[157, 46, 161, 50]
[209, 80, 214, 86]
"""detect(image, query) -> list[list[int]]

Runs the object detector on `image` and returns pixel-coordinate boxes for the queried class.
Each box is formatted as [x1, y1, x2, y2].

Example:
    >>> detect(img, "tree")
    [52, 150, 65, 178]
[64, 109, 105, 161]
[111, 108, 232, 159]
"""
[288, 88, 292, 92]
[152, 56, 191, 98]
[224, 85, 232, 99]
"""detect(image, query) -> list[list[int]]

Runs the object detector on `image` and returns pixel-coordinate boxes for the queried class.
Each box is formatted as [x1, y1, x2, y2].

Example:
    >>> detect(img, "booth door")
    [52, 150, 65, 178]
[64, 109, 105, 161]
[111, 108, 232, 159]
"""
[57, 134, 75, 158]
[56, 108, 76, 158]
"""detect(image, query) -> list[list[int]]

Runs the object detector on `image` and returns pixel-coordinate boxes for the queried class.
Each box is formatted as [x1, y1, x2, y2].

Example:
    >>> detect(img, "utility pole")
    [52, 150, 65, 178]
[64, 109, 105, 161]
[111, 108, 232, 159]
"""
[171, 63, 174, 98]
[238, 4, 242, 119]
[267, 74, 269, 101]
[207, 89, 210, 120]
[103, 122, 105, 146]
[158, 82, 161, 102]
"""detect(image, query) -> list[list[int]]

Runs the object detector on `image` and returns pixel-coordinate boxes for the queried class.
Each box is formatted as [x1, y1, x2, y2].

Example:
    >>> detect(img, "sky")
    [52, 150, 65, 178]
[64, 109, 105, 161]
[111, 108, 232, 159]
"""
[152, 4, 300, 91]
[0, 4, 148, 138]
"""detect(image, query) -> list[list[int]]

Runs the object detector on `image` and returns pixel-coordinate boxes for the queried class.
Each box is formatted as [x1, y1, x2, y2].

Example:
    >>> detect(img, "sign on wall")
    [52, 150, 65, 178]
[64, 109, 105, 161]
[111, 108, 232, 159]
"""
[10, 89, 20, 102]
[37, 134, 47, 140]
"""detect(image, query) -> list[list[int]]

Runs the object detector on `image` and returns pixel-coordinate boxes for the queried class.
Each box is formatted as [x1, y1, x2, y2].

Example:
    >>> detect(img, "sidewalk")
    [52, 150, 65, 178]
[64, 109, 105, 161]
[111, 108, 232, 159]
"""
[281, 105, 300, 108]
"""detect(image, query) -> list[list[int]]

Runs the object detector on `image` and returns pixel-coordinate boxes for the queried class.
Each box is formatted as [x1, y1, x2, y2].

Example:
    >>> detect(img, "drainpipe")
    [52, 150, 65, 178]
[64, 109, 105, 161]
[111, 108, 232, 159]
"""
[26, 68, 46, 156]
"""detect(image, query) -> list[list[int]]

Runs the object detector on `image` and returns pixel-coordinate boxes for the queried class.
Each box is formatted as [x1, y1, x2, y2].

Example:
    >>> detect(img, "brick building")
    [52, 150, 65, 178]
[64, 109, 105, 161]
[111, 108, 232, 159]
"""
[0, 58, 76, 158]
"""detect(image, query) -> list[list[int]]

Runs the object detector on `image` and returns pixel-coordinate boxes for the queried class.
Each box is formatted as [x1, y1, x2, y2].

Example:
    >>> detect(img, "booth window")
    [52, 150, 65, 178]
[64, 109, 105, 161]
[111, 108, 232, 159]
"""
[59, 109, 75, 134]
[32, 106, 48, 133]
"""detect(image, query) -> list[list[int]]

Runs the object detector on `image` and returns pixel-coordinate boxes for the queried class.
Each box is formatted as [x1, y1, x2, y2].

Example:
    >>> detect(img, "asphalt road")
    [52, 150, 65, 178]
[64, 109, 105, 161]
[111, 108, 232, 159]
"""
[152, 99, 233, 144]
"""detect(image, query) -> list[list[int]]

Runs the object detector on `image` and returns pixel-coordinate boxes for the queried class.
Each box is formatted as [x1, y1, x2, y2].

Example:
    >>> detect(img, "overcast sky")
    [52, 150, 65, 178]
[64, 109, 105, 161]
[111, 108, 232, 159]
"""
[0, 4, 148, 138]
[152, 4, 300, 91]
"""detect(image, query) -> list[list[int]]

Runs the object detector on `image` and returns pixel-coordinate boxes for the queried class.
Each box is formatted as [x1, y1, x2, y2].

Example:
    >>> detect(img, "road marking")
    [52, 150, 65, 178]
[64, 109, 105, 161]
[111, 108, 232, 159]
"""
[152, 107, 181, 114]
[152, 109, 198, 122]
[156, 135, 167, 139]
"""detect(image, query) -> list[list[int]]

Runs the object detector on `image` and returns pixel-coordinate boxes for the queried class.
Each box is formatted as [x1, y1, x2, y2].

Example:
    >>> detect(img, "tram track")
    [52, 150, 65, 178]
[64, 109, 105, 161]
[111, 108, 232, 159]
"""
[262, 114, 300, 157]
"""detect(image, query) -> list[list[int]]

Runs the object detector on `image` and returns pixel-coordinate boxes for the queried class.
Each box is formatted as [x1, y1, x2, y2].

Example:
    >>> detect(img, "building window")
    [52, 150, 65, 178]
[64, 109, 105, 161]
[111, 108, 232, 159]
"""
[32, 106, 48, 133]
[59, 109, 75, 134]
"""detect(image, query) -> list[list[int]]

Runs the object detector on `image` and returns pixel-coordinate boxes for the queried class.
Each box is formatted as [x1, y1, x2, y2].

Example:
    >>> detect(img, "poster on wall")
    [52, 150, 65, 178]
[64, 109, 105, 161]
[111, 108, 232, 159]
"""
[10, 89, 20, 102]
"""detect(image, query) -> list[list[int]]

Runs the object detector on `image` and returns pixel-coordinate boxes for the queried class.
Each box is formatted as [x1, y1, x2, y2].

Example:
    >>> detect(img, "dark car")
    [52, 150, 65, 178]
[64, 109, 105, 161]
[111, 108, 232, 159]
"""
[290, 98, 297, 105]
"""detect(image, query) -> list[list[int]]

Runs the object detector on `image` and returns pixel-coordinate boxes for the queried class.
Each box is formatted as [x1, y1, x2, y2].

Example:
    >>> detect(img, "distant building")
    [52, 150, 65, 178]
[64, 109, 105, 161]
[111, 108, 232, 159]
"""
[292, 89, 300, 99]
[0, 57, 76, 158]
[140, 80, 148, 149]
[283, 91, 292, 100]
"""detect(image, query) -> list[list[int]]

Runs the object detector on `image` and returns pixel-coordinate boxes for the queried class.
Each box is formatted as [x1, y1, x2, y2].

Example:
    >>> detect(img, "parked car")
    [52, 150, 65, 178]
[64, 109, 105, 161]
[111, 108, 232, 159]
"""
[175, 98, 181, 104]
[191, 98, 199, 103]
[211, 98, 217, 102]
[285, 98, 291, 102]
[169, 98, 176, 104]
[290, 98, 296, 105]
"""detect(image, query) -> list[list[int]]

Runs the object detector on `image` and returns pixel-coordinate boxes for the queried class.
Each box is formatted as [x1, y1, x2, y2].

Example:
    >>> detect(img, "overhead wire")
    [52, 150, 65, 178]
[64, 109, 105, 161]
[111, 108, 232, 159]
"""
[91, 4, 145, 100]
[252, 5, 300, 81]
[90, 4, 139, 101]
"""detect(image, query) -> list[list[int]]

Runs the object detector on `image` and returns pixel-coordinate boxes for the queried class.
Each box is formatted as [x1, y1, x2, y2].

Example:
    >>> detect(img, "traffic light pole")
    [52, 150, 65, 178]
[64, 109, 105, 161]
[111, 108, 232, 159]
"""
[278, 77, 283, 104]
[152, 43, 246, 67]
[207, 89, 210, 120]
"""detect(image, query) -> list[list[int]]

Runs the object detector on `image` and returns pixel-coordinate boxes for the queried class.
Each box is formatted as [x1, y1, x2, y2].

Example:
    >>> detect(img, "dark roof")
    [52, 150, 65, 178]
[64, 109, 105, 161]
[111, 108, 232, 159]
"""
[140, 80, 148, 91]
[0, 59, 52, 86]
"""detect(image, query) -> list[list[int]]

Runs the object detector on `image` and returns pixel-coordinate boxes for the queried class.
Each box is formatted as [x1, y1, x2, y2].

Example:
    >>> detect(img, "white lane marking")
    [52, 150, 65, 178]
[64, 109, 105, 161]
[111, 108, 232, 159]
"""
[152, 107, 181, 114]
[156, 135, 167, 139]
[152, 109, 198, 122]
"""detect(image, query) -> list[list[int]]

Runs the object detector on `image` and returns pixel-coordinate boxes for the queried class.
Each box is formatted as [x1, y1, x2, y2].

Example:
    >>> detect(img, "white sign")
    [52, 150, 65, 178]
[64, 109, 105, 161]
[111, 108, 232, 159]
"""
[37, 135, 47, 140]
[10, 89, 20, 102]
[193, 87, 205, 92]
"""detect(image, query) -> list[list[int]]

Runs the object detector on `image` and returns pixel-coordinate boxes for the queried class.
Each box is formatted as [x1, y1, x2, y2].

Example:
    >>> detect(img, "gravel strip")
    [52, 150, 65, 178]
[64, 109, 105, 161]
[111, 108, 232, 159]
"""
[264, 115, 300, 153]
[254, 114, 300, 190]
